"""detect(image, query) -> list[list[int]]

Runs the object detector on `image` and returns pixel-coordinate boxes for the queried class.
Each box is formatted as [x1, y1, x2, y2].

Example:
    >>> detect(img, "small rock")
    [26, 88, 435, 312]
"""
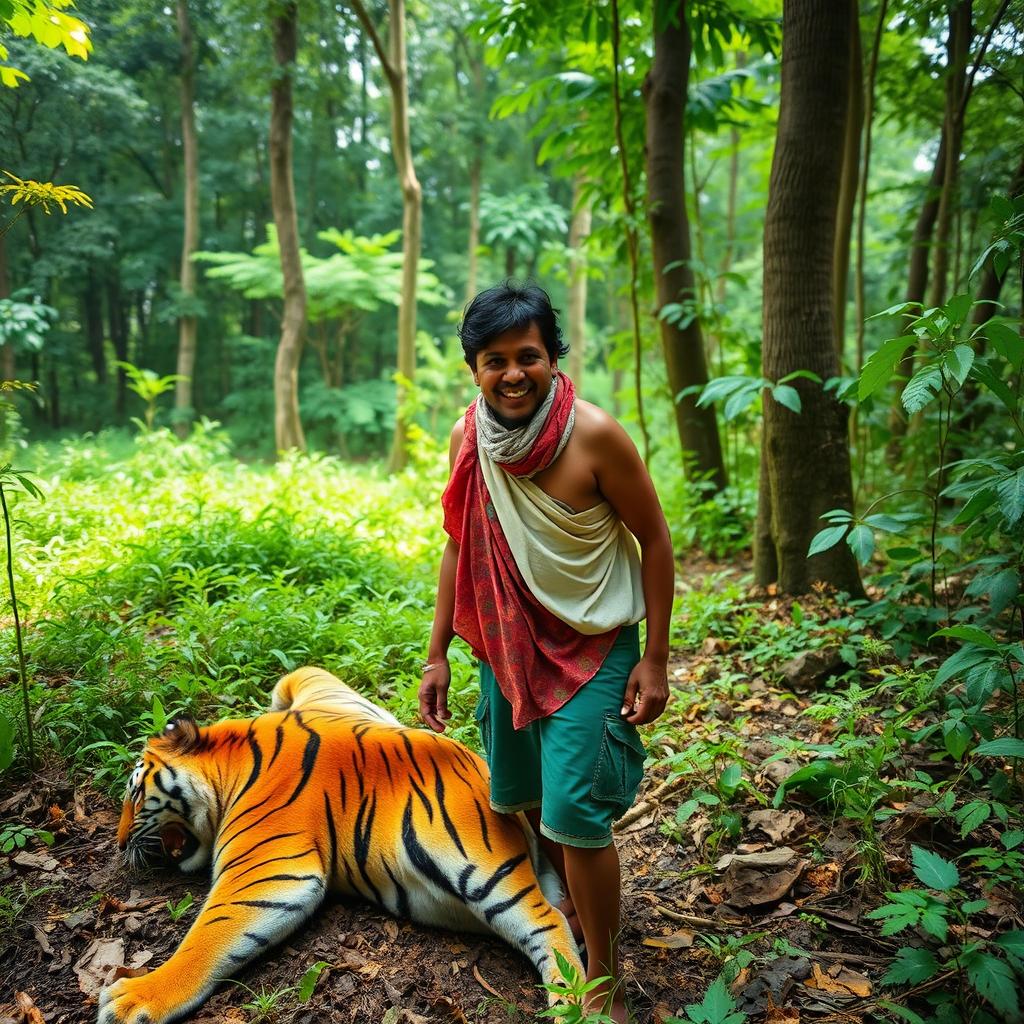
[779, 648, 843, 691]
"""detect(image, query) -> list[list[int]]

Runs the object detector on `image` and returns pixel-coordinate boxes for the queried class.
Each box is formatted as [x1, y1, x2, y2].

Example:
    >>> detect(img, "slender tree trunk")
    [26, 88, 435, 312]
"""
[756, 0, 864, 598]
[466, 150, 481, 306]
[464, 44, 485, 308]
[0, 234, 12, 381]
[269, 1, 307, 453]
[854, 0, 887, 373]
[107, 275, 130, 419]
[351, 0, 422, 474]
[567, 176, 592, 393]
[174, 0, 200, 437]
[832, 2, 863, 363]
[83, 272, 106, 383]
[888, 2, 971, 454]
[928, 1, 972, 309]
[643, 4, 726, 489]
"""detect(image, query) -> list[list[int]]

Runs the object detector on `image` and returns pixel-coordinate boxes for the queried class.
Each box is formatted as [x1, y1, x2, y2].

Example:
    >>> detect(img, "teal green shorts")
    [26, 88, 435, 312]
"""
[476, 623, 647, 849]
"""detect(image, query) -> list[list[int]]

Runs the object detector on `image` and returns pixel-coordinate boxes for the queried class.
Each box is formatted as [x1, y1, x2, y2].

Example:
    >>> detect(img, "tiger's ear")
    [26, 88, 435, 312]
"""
[158, 715, 202, 754]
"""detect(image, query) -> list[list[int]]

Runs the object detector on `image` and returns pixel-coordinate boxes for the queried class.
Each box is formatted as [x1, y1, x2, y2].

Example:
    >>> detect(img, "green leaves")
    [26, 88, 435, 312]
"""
[973, 738, 1024, 759]
[297, 961, 330, 1003]
[911, 845, 959, 891]
[677, 976, 747, 1024]
[858, 336, 910, 400]
[963, 951, 1020, 1019]
[901, 365, 942, 415]
[882, 947, 939, 985]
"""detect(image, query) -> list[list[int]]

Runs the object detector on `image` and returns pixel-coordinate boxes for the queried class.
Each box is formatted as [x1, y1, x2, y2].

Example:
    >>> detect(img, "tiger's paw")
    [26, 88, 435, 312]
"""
[98, 975, 175, 1024]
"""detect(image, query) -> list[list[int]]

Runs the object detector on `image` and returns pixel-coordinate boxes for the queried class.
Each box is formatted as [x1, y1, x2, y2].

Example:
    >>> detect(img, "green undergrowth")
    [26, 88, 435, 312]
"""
[0, 424, 483, 789]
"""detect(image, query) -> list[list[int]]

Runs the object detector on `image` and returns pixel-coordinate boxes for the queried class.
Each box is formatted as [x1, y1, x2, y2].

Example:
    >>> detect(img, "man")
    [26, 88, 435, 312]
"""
[419, 281, 673, 1023]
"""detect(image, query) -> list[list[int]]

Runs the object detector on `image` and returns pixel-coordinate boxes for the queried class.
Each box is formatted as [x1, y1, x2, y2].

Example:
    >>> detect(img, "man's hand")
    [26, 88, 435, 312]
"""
[620, 656, 669, 725]
[419, 660, 452, 733]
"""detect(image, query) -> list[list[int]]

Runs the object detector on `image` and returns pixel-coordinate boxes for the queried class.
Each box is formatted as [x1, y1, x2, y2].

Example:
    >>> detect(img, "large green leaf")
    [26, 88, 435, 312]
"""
[770, 384, 801, 414]
[963, 951, 1019, 1018]
[931, 625, 1000, 651]
[808, 525, 848, 557]
[911, 846, 959, 890]
[942, 344, 974, 387]
[902, 365, 942, 414]
[973, 738, 1024, 758]
[847, 524, 874, 565]
[859, 336, 911, 400]
[985, 320, 1024, 371]
[997, 468, 1024, 526]
[995, 930, 1024, 958]
[968, 360, 1017, 414]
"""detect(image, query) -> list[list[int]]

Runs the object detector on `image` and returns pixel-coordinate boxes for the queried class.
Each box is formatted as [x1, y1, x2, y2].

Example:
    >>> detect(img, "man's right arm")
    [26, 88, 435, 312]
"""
[418, 417, 466, 733]
[420, 536, 458, 732]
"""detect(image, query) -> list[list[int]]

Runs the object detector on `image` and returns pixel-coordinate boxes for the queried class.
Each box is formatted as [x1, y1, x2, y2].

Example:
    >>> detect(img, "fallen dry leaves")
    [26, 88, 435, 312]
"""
[804, 962, 872, 997]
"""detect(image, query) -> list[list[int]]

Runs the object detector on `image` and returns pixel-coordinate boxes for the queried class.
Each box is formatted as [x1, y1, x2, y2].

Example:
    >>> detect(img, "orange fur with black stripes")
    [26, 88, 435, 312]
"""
[100, 667, 580, 1024]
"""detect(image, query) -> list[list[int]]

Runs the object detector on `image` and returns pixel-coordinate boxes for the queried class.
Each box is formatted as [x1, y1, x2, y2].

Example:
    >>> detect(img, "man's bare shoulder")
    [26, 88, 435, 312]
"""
[573, 399, 634, 449]
[448, 415, 466, 469]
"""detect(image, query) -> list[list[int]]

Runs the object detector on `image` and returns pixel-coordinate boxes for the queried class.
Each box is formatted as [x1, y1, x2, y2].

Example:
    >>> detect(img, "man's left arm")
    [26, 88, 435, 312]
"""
[591, 416, 675, 725]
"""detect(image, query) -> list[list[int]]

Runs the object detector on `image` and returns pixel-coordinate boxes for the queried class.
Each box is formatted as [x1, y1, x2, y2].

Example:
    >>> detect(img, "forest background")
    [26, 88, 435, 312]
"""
[1, 1, 1024, 1022]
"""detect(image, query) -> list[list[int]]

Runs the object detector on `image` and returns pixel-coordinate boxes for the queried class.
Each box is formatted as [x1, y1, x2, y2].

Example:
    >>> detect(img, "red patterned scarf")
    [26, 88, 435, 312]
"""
[441, 373, 620, 728]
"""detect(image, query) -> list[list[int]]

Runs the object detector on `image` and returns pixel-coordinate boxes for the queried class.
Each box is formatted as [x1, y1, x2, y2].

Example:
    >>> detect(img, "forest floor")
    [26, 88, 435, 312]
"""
[1, 556, 1021, 1024]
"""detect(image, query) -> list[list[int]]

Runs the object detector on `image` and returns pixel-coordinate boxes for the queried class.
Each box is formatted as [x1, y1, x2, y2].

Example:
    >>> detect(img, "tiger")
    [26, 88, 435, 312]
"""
[99, 666, 582, 1024]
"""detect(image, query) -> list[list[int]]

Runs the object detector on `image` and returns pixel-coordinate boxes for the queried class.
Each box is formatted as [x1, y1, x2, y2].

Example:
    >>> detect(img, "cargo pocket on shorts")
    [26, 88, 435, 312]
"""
[474, 694, 492, 761]
[591, 714, 646, 814]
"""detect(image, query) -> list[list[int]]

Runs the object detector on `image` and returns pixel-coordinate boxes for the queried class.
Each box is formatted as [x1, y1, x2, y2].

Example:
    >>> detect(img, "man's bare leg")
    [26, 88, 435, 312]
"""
[563, 842, 627, 1024]
[525, 808, 582, 942]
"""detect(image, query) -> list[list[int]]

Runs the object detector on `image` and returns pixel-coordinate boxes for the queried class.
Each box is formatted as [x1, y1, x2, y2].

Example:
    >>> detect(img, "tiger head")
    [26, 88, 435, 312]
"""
[117, 716, 218, 873]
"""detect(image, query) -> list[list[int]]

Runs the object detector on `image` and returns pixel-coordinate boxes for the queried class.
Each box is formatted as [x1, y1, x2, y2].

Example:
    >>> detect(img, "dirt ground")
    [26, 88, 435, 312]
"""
[2, 572, 1021, 1023]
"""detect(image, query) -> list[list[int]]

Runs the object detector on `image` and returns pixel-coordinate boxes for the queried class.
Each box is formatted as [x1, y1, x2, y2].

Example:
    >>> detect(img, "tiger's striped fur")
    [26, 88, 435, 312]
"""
[99, 666, 581, 1024]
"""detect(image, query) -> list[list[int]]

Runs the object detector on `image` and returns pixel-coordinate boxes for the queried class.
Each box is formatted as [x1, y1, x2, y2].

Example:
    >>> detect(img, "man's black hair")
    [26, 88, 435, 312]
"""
[458, 280, 569, 367]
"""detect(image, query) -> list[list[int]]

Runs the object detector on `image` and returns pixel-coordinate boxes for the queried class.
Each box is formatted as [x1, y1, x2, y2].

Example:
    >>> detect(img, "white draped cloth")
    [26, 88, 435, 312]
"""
[475, 384, 645, 635]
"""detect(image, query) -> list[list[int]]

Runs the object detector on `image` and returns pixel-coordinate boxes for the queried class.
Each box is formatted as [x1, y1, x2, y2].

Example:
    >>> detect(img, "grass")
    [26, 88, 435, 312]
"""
[0, 423, 483, 787]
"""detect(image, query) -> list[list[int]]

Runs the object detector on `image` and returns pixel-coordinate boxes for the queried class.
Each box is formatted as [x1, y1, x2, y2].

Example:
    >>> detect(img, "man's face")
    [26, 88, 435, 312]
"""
[472, 322, 556, 428]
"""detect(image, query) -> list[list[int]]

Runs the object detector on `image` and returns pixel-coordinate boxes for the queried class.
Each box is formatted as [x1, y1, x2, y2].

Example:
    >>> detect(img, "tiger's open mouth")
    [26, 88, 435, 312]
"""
[124, 821, 200, 869]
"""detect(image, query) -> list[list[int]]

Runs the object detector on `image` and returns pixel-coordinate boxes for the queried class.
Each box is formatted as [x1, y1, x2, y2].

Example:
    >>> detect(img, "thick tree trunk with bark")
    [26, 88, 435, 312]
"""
[174, 0, 200, 437]
[269, 1, 307, 453]
[832, 3, 863, 362]
[756, 0, 864, 597]
[567, 176, 591, 393]
[643, 6, 726, 490]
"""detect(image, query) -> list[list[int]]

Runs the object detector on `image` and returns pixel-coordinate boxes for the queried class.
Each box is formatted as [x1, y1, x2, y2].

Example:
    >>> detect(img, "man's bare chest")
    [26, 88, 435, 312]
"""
[529, 436, 603, 513]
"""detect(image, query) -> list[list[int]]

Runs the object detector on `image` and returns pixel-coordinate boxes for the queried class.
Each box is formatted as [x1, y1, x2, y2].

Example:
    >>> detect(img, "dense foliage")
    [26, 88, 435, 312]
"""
[1, 1, 1023, 1020]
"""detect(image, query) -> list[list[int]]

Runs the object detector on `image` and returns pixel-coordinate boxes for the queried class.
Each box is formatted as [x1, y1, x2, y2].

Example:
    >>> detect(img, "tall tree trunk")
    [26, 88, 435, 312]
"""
[854, 0, 887, 372]
[83, 272, 106, 383]
[928, 1, 973, 309]
[269, 1, 307, 453]
[756, 0, 864, 598]
[107, 274, 130, 419]
[174, 0, 200, 438]
[832, 2, 863, 363]
[567, 176, 592, 393]
[888, 2, 971, 454]
[351, 0, 422, 474]
[0, 233, 12, 381]
[463, 42, 484, 308]
[465, 149, 482, 306]
[643, 4, 726, 490]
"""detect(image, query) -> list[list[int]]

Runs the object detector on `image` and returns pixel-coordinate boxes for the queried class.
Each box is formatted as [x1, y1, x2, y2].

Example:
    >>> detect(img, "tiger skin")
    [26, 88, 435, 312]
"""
[99, 666, 581, 1023]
